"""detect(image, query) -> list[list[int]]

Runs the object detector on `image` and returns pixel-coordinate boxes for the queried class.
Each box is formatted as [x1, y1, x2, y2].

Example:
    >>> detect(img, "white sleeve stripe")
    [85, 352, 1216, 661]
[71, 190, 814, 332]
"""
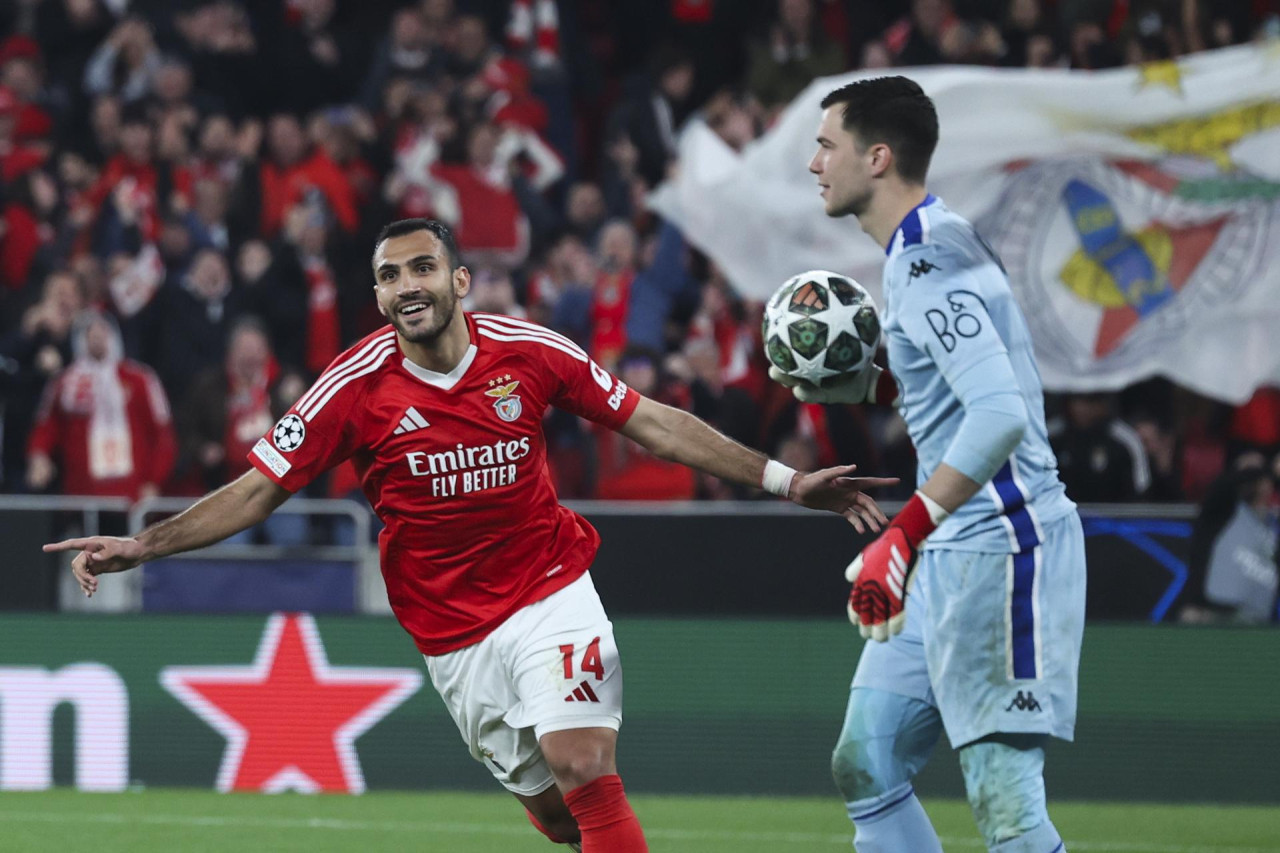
[474, 315, 588, 359]
[299, 342, 397, 421]
[473, 316, 588, 359]
[295, 332, 396, 413]
[476, 328, 589, 362]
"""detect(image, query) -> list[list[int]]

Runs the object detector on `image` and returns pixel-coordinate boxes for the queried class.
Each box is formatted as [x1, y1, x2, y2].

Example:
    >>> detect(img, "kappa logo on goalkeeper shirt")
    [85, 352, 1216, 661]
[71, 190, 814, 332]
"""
[908, 259, 939, 279]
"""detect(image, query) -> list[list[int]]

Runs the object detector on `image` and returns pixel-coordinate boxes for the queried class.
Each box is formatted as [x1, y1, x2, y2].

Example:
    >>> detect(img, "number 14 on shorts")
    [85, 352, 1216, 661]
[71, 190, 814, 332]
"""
[560, 637, 605, 680]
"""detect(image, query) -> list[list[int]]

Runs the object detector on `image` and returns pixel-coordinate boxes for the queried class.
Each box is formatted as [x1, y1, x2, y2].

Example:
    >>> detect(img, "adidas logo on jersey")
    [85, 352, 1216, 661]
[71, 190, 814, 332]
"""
[564, 681, 601, 703]
[393, 407, 431, 435]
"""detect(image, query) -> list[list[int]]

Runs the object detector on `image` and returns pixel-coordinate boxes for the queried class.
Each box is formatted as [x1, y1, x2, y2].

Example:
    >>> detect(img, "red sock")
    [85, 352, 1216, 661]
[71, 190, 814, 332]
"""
[526, 809, 573, 845]
[562, 775, 648, 852]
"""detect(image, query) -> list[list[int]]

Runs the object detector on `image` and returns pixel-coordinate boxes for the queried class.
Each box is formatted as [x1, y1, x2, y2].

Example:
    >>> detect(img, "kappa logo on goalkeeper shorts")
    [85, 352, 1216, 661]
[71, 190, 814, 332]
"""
[1005, 690, 1043, 712]
[564, 681, 601, 703]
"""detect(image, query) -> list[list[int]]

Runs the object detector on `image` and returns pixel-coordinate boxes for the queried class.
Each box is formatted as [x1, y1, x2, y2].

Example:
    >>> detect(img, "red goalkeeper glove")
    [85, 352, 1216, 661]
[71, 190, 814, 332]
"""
[846, 491, 948, 642]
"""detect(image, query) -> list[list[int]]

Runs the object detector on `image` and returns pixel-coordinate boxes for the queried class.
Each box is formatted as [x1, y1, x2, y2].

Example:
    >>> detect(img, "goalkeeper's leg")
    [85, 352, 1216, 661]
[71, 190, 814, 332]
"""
[833, 687, 945, 853]
[959, 734, 1065, 852]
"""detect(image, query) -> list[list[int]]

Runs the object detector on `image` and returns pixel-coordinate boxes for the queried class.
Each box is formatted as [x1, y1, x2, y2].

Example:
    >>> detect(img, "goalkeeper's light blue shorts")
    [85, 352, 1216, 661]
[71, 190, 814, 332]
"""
[852, 511, 1086, 748]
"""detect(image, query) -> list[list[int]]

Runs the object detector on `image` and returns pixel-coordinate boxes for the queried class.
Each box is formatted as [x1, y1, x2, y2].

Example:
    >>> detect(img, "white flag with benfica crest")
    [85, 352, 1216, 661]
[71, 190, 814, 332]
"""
[650, 44, 1280, 403]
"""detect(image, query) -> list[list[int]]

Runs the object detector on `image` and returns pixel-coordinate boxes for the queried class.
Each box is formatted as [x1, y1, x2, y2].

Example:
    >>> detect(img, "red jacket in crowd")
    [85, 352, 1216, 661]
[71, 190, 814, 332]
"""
[28, 357, 177, 500]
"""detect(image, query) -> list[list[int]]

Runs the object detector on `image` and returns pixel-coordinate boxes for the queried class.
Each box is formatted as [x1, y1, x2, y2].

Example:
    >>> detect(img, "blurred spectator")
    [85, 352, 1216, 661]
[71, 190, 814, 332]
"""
[84, 92, 121, 163]
[234, 239, 306, 372]
[589, 218, 638, 366]
[175, 316, 278, 493]
[33, 0, 113, 103]
[274, 203, 343, 375]
[139, 246, 239, 398]
[1183, 452, 1279, 623]
[607, 43, 696, 188]
[278, 0, 359, 115]
[430, 121, 532, 269]
[1002, 0, 1053, 67]
[0, 84, 47, 181]
[1, 169, 65, 293]
[360, 6, 440, 111]
[535, 233, 596, 340]
[1131, 412, 1183, 501]
[1049, 393, 1151, 502]
[592, 347, 697, 500]
[172, 1, 268, 119]
[1069, 19, 1122, 69]
[882, 0, 953, 66]
[702, 89, 760, 153]
[747, 0, 846, 116]
[253, 112, 358, 238]
[26, 309, 175, 500]
[0, 269, 83, 489]
[1, 37, 58, 142]
[563, 180, 608, 243]
[626, 219, 698, 355]
[87, 104, 190, 246]
[83, 17, 162, 102]
[183, 177, 232, 252]
[465, 266, 526, 318]
[311, 107, 379, 211]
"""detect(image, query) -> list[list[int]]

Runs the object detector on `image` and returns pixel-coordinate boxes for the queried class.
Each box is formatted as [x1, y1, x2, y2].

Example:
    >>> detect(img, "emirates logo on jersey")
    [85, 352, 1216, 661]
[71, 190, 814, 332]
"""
[484, 375, 522, 422]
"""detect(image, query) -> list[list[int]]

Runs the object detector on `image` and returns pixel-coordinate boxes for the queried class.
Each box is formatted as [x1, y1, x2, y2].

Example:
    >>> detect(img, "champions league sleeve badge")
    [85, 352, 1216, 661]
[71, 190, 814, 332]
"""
[272, 414, 307, 452]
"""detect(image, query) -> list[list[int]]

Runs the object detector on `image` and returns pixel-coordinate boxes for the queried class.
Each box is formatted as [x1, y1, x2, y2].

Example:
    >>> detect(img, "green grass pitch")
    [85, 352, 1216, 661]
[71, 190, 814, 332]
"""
[0, 790, 1276, 852]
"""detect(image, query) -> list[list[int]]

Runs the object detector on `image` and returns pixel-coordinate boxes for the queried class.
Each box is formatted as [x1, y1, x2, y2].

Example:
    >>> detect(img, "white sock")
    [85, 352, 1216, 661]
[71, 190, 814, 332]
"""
[847, 782, 943, 853]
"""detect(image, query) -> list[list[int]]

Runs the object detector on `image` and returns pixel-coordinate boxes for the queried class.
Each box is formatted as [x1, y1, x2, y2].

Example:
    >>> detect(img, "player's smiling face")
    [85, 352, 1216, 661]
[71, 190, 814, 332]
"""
[810, 106, 875, 218]
[373, 229, 471, 345]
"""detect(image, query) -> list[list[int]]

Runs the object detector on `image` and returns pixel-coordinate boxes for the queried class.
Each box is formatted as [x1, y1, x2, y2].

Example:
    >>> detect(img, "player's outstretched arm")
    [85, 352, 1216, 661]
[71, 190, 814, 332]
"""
[617, 395, 897, 532]
[43, 468, 293, 598]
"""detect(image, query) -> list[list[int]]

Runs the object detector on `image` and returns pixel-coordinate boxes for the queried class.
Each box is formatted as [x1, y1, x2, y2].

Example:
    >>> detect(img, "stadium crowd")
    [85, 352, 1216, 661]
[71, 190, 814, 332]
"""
[1, 0, 1278, 519]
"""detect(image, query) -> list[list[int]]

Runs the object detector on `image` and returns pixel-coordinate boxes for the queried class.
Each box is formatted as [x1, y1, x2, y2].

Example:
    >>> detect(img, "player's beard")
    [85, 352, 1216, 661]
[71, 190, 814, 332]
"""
[393, 288, 459, 345]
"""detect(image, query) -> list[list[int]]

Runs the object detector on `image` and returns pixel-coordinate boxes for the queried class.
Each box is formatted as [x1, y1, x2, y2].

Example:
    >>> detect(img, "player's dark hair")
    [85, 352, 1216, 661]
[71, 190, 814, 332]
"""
[374, 219, 461, 270]
[820, 76, 938, 184]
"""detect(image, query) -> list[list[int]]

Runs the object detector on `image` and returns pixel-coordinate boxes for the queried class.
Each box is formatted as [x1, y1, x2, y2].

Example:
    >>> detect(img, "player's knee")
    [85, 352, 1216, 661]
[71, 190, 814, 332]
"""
[832, 690, 938, 803]
[545, 748, 614, 792]
[959, 736, 1050, 846]
[831, 734, 887, 802]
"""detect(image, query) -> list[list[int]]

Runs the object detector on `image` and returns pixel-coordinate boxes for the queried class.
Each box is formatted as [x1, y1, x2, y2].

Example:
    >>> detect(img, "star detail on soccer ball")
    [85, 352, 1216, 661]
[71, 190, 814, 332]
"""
[159, 614, 422, 793]
[272, 414, 306, 452]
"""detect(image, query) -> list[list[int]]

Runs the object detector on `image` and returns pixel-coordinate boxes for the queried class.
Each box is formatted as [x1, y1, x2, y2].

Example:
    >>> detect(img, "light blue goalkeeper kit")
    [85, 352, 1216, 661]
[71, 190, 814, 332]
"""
[839, 195, 1085, 853]
[883, 194, 1076, 553]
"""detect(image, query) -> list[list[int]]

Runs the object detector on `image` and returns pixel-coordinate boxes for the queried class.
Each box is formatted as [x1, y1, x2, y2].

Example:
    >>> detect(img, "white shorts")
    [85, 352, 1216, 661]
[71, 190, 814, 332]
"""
[424, 572, 623, 795]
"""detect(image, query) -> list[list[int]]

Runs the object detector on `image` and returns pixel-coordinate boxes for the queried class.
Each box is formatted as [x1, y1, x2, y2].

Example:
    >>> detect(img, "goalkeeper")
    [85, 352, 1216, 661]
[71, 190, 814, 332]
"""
[786, 76, 1085, 853]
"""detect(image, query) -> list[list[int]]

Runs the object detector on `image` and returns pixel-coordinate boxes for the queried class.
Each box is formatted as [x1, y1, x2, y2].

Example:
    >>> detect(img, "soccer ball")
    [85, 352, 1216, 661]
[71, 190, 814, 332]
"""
[763, 270, 880, 386]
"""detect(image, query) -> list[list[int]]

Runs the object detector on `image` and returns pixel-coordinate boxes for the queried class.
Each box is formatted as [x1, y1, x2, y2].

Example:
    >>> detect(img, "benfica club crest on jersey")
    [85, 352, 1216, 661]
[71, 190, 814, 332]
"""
[484, 376, 522, 422]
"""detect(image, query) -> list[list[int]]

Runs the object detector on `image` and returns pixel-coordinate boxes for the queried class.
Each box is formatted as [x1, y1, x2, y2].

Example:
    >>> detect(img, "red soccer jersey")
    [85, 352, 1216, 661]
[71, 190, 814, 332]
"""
[248, 313, 640, 655]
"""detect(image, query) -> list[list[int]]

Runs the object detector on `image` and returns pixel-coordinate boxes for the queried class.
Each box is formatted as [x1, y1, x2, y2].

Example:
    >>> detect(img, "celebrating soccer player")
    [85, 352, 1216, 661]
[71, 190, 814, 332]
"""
[787, 76, 1086, 852]
[44, 218, 897, 853]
